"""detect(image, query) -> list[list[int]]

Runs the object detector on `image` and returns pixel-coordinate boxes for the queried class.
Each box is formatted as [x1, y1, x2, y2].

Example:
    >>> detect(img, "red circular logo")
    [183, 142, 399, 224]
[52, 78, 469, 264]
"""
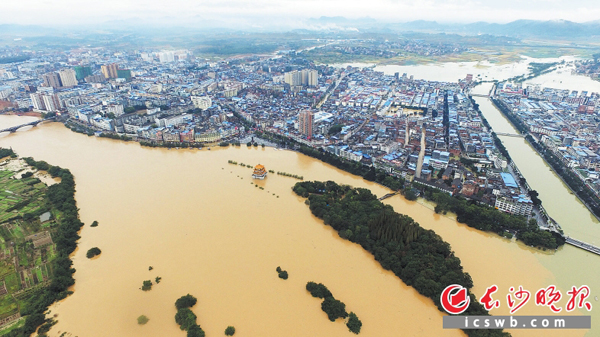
[441, 284, 470, 314]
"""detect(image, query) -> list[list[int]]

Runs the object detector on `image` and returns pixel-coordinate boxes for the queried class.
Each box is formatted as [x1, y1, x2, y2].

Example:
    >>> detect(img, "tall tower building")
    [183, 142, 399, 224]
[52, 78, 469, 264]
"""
[73, 66, 92, 80]
[158, 51, 175, 63]
[42, 94, 61, 112]
[415, 122, 426, 179]
[30, 93, 46, 110]
[307, 69, 318, 87]
[43, 72, 62, 89]
[298, 110, 313, 139]
[101, 63, 119, 79]
[59, 69, 78, 87]
[284, 70, 300, 86]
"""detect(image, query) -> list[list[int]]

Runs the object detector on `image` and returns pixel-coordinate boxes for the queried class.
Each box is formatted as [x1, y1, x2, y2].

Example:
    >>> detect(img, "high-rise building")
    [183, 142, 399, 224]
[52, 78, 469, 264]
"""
[306, 69, 318, 87]
[284, 70, 300, 86]
[42, 94, 61, 112]
[43, 72, 62, 88]
[59, 69, 78, 87]
[298, 110, 313, 139]
[73, 66, 92, 81]
[284, 69, 318, 87]
[30, 93, 61, 111]
[191, 96, 212, 110]
[158, 51, 175, 63]
[85, 75, 105, 83]
[117, 69, 132, 80]
[30, 93, 46, 110]
[101, 63, 119, 79]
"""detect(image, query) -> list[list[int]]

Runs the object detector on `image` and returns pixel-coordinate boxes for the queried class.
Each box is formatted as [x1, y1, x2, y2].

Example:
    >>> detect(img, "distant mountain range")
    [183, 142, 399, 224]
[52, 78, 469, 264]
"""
[2, 18, 600, 42]
[305, 17, 600, 40]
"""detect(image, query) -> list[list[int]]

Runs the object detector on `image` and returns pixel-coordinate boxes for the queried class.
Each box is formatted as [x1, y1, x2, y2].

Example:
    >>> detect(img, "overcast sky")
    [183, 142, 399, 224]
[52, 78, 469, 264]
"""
[3, 0, 600, 27]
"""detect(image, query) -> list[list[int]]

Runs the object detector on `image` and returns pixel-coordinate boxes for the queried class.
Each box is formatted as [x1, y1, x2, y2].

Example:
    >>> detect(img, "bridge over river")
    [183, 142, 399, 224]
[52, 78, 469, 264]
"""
[495, 132, 525, 138]
[0, 117, 54, 134]
[565, 237, 600, 255]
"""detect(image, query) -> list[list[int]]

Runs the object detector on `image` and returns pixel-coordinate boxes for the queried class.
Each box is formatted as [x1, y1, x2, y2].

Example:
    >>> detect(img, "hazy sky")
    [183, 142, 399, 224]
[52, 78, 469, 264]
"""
[3, 0, 600, 27]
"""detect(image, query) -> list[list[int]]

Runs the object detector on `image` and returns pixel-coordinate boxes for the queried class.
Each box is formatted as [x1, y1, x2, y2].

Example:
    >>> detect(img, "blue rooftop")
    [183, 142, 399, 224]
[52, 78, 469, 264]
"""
[500, 173, 518, 188]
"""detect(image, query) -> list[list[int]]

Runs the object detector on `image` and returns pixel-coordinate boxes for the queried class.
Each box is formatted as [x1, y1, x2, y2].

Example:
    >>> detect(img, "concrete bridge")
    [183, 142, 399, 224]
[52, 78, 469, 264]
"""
[470, 93, 489, 98]
[565, 237, 600, 256]
[495, 132, 525, 138]
[0, 117, 54, 134]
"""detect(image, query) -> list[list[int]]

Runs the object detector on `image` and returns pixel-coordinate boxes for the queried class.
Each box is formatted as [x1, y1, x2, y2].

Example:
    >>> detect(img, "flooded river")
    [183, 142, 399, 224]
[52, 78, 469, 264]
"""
[1, 117, 463, 337]
[0, 113, 594, 336]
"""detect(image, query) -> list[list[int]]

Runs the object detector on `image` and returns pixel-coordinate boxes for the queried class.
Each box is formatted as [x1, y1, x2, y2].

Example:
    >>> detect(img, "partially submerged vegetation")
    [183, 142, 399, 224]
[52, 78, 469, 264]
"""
[413, 182, 564, 249]
[0, 151, 84, 336]
[137, 315, 149, 325]
[276, 266, 288, 280]
[225, 326, 236, 336]
[305, 282, 361, 334]
[86, 247, 101, 258]
[174, 294, 205, 337]
[141, 280, 152, 291]
[294, 181, 509, 337]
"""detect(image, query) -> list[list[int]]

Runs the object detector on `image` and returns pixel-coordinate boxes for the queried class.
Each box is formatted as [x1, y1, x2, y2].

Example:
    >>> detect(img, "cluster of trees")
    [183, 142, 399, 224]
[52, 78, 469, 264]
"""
[276, 266, 288, 280]
[99, 133, 132, 141]
[527, 135, 600, 218]
[66, 123, 95, 136]
[305, 282, 361, 334]
[137, 315, 149, 325]
[506, 62, 558, 83]
[91, 221, 99, 227]
[277, 172, 303, 180]
[346, 312, 362, 334]
[0, 147, 16, 159]
[123, 105, 146, 114]
[142, 280, 153, 291]
[6, 198, 31, 212]
[225, 326, 236, 336]
[306, 282, 348, 321]
[294, 181, 509, 337]
[255, 131, 405, 191]
[140, 141, 203, 149]
[174, 294, 205, 337]
[415, 183, 564, 249]
[3, 157, 84, 337]
[0, 55, 31, 64]
[328, 124, 343, 135]
[86, 247, 101, 258]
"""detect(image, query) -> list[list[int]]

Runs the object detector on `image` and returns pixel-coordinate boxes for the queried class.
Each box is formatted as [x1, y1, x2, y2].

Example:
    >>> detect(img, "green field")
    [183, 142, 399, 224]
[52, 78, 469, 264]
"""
[4, 273, 21, 293]
[0, 295, 18, 319]
[0, 168, 49, 224]
[0, 262, 14, 280]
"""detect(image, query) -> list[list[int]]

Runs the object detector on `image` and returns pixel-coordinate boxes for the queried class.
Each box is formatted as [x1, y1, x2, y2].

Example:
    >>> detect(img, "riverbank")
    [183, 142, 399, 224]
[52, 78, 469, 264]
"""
[0, 149, 82, 336]
[489, 97, 600, 221]
[294, 181, 508, 337]
[255, 130, 563, 250]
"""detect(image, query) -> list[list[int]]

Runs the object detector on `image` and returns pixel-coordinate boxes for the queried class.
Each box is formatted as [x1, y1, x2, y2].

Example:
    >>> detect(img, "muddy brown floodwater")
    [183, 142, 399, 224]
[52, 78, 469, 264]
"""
[0, 116, 594, 336]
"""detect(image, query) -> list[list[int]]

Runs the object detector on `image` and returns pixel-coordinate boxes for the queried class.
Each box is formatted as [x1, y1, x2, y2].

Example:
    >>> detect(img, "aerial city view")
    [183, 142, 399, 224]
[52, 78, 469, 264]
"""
[1, 0, 600, 336]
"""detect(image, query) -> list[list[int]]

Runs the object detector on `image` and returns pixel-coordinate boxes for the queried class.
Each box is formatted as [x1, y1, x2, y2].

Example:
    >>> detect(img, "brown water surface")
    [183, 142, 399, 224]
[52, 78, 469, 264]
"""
[0, 115, 594, 336]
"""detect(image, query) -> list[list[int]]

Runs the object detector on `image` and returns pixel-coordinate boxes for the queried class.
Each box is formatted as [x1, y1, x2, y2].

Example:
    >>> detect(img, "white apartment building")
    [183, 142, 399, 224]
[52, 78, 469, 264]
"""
[59, 69, 78, 87]
[495, 195, 534, 217]
[191, 96, 212, 110]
